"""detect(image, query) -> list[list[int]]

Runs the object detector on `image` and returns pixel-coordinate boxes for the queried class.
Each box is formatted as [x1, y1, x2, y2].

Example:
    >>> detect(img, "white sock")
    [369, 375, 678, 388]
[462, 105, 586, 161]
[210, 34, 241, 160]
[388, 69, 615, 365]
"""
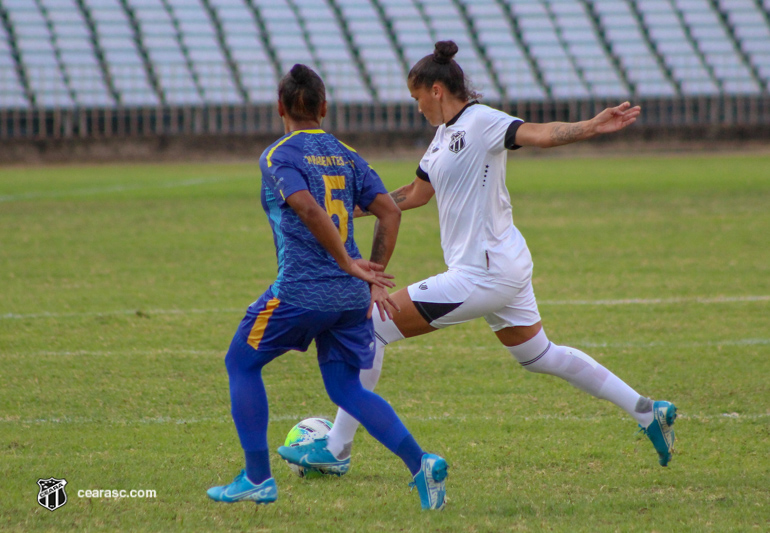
[326, 309, 405, 459]
[507, 329, 654, 427]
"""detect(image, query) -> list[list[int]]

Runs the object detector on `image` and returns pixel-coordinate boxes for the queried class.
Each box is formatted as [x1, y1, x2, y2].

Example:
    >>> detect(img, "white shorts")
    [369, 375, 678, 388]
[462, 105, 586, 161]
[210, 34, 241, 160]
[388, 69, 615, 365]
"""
[406, 269, 541, 332]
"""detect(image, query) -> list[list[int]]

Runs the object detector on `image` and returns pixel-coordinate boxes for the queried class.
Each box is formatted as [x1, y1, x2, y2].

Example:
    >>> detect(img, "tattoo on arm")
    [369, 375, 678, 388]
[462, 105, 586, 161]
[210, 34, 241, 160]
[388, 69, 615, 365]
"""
[550, 123, 585, 145]
[389, 187, 408, 205]
[370, 223, 388, 265]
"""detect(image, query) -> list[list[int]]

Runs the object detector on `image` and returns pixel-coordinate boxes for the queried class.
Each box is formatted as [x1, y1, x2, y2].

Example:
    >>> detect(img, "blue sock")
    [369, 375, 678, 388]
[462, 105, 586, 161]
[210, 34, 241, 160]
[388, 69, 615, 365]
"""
[244, 449, 271, 485]
[225, 333, 273, 483]
[395, 435, 425, 476]
[319, 361, 424, 474]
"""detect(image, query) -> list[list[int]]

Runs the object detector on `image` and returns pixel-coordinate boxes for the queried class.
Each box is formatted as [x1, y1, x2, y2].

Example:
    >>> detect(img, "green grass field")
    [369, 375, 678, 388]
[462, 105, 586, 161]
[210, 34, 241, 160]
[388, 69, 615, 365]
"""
[1, 152, 768, 532]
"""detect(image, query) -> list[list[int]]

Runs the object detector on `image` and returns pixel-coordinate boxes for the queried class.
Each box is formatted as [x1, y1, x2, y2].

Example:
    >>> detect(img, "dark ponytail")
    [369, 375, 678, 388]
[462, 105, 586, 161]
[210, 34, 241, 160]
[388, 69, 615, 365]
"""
[278, 64, 326, 121]
[408, 41, 480, 101]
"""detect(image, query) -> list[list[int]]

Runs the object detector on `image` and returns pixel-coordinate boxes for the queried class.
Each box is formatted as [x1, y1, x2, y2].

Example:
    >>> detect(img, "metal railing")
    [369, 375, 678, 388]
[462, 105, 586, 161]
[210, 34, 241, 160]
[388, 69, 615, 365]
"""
[1, 95, 769, 140]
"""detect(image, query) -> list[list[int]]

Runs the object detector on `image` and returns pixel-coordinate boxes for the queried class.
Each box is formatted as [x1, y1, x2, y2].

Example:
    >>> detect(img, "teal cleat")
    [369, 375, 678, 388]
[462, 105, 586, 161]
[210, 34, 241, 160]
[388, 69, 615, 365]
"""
[276, 436, 350, 476]
[640, 401, 677, 467]
[409, 453, 448, 510]
[206, 470, 277, 504]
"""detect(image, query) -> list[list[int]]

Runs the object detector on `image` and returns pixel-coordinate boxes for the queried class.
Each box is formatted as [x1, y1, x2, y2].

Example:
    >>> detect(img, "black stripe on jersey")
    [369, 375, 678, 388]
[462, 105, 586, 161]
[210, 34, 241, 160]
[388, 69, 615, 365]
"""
[416, 165, 430, 182]
[505, 120, 525, 150]
[413, 300, 463, 324]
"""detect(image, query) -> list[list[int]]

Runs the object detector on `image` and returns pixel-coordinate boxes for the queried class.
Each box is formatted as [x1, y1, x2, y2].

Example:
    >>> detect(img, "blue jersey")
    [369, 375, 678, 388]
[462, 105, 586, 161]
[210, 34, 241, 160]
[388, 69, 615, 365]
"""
[259, 129, 388, 312]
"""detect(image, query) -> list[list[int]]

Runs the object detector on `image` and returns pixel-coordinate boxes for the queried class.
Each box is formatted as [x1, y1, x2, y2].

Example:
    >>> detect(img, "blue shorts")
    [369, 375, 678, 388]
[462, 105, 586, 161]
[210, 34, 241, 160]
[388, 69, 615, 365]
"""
[228, 288, 375, 369]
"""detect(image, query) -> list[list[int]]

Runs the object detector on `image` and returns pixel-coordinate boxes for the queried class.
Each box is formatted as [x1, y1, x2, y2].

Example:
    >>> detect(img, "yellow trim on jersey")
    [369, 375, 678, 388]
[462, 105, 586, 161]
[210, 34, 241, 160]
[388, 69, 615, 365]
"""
[266, 129, 326, 167]
[247, 297, 281, 350]
[338, 141, 357, 153]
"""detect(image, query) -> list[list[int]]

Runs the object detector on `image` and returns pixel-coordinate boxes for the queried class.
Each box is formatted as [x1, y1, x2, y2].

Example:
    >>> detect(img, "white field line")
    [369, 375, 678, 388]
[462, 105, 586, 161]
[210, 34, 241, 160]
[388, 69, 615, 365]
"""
[0, 175, 249, 203]
[2, 412, 767, 426]
[0, 308, 244, 320]
[3, 294, 769, 321]
[6, 337, 770, 359]
[538, 295, 770, 306]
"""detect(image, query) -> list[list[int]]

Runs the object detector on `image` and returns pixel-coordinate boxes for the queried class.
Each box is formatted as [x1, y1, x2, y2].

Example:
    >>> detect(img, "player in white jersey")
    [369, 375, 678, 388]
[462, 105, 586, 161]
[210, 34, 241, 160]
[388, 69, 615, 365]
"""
[280, 41, 677, 477]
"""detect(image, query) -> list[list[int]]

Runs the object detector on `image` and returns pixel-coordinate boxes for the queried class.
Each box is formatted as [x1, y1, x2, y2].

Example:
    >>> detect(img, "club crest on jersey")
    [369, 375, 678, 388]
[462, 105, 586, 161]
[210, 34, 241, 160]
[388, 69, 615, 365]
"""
[37, 477, 68, 511]
[449, 131, 466, 153]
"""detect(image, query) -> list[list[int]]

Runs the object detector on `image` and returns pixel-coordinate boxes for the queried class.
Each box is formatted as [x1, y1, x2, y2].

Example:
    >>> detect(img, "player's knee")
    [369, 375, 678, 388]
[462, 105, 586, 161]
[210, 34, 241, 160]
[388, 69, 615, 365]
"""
[506, 328, 552, 373]
[322, 373, 361, 408]
[328, 383, 366, 414]
[225, 337, 252, 374]
[359, 367, 381, 391]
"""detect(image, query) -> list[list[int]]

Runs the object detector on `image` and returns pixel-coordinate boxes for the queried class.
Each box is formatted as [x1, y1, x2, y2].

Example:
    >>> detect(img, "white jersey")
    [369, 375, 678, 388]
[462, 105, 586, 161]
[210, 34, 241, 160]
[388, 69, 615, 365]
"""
[418, 103, 531, 284]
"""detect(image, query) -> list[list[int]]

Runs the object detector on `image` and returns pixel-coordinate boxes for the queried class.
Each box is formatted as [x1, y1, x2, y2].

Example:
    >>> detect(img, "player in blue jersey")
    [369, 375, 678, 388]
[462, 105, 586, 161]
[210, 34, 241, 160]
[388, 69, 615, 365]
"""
[206, 64, 447, 510]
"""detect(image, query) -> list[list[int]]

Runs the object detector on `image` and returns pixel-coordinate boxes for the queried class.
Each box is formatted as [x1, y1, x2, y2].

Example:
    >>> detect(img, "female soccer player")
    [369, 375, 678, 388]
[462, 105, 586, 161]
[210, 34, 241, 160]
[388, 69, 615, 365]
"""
[207, 64, 447, 510]
[283, 41, 676, 475]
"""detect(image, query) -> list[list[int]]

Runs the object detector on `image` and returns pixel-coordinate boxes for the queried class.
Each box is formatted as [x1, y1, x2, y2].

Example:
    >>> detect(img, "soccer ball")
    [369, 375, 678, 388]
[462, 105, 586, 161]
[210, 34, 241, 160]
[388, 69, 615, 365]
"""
[283, 417, 333, 478]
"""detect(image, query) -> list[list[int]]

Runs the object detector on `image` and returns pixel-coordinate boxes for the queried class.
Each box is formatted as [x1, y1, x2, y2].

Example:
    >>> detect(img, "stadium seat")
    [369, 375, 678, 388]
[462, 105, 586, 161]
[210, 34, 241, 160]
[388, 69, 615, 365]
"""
[40, 0, 116, 106]
[676, 0, 760, 94]
[126, 0, 203, 105]
[288, 0, 371, 103]
[164, 0, 242, 104]
[334, 0, 407, 102]
[207, 0, 276, 103]
[420, 0, 500, 100]
[509, 0, 589, 99]
[463, 0, 545, 101]
[379, 0, 434, 67]
[548, 0, 627, 98]
[3, 0, 74, 107]
[84, 0, 158, 106]
[1, 0, 768, 109]
[635, 0, 722, 95]
[0, 24, 29, 107]
[254, 0, 315, 77]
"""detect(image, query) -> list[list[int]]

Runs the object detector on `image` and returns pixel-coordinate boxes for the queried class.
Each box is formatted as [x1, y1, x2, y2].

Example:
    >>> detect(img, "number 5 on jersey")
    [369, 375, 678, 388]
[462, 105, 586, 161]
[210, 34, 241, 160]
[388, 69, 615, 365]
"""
[323, 175, 348, 243]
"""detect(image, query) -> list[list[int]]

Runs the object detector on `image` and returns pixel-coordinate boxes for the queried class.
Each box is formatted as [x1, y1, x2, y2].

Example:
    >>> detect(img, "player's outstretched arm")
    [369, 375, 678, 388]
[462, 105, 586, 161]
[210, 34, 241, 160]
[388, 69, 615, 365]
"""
[515, 102, 641, 149]
[354, 177, 434, 218]
[285, 190, 395, 290]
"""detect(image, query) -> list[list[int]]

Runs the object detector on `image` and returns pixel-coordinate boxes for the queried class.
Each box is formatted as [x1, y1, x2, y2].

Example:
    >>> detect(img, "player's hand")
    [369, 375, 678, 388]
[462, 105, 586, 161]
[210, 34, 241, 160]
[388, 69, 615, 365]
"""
[352, 206, 369, 218]
[368, 285, 401, 320]
[345, 258, 396, 289]
[592, 102, 641, 134]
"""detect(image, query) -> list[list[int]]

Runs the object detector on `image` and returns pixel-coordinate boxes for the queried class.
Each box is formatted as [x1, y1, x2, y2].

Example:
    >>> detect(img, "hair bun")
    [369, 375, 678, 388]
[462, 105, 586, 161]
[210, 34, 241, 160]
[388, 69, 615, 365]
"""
[432, 41, 458, 65]
[290, 64, 312, 84]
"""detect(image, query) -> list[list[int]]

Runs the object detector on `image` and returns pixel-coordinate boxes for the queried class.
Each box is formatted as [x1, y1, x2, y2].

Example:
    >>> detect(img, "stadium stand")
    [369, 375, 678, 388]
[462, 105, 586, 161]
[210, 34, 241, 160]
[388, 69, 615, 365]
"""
[84, 0, 159, 106]
[592, 0, 678, 97]
[125, 0, 204, 105]
[0, 21, 28, 107]
[462, 1, 546, 100]
[334, 0, 407, 102]
[1, 0, 768, 140]
[207, 0, 275, 103]
[3, 0, 75, 107]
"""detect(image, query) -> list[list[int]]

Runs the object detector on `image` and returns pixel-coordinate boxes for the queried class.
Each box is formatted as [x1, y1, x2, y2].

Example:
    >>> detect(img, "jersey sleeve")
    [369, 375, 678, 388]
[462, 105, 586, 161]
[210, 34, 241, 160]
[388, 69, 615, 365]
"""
[416, 141, 434, 182]
[481, 108, 524, 154]
[262, 150, 308, 207]
[356, 161, 388, 210]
